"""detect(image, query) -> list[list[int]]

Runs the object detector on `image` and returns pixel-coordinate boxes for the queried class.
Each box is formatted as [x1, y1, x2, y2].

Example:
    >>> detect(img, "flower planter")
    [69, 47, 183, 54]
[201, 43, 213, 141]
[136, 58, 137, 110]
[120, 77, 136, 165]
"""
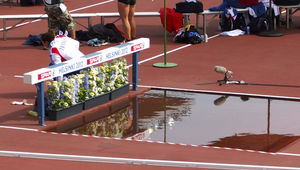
[110, 83, 130, 100]
[47, 102, 84, 121]
[83, 92, 110, 110]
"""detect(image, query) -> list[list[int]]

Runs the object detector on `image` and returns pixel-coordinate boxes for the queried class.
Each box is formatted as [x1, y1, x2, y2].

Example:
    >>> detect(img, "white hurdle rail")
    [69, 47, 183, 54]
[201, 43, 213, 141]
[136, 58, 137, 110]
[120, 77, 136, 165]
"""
[23, 38, 150, 126]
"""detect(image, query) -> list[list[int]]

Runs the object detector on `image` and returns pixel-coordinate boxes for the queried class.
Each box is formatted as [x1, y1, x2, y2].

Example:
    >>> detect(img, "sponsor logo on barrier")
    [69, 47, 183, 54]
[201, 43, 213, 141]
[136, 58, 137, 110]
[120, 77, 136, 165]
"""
[131, 43, 144, 52]
[38, 70, 52, 80]
[58, 61, 84, 75]
[87, 56, 101, 65]
[106, 48, 128, 59]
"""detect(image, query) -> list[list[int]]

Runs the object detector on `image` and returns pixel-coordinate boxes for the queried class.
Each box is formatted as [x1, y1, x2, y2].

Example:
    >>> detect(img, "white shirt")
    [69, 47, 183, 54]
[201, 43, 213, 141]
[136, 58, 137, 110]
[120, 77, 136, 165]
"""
[49, 34, 84, 65]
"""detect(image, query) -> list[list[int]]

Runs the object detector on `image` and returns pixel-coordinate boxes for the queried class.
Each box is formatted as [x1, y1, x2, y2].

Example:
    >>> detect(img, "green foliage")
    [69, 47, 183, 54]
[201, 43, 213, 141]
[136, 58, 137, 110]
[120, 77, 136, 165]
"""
[46, 57, 129, 111]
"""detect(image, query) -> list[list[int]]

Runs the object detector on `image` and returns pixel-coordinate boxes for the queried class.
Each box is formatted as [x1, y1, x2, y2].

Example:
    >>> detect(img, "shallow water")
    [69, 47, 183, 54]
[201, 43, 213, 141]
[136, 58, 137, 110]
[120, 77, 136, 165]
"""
[59, 90, 300, 152]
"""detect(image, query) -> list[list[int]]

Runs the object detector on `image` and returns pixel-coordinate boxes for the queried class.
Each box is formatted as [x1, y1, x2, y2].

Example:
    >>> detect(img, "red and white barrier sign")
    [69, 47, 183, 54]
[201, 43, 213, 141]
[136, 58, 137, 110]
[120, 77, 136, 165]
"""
[128, 128, 153, 141]
[23, 38, 150, 85]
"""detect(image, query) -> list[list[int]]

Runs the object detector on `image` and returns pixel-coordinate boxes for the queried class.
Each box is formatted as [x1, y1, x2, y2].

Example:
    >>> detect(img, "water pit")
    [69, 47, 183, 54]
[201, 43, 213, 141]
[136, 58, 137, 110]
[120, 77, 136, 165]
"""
[50, 90, 300, 152]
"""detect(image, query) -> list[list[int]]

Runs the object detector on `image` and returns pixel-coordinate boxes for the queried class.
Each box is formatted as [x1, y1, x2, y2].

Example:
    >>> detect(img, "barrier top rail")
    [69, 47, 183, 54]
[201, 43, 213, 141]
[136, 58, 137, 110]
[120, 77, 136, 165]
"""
[24, 38, 150, 85]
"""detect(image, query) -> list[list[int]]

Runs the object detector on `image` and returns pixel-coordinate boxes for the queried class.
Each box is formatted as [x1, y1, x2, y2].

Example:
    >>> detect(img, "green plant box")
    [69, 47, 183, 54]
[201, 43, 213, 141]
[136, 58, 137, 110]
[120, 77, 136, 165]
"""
[48, 102, 84, 121]
[83, 92, 110, 110]
[110, 83, 130, 100]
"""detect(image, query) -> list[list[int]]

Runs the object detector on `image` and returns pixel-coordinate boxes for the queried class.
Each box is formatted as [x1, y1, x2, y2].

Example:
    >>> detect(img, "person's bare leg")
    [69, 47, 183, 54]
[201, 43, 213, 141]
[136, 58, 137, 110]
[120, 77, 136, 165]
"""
[128, 5, 136, 40]
[118, 2, 131, 40]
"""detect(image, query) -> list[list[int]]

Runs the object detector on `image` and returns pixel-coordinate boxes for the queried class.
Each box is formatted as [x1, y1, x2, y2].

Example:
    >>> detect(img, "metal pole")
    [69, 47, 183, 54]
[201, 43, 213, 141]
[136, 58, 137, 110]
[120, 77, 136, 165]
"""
[163, 0, 167, 65]
[153, 0, 177, 68]
[3, 19, 6, 40]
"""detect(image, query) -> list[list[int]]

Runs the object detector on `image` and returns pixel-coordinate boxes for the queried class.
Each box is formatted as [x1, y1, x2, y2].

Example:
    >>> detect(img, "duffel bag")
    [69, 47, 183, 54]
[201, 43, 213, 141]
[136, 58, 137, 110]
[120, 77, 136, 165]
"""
[273, 0, 300, 6]
[20, 0, 43, 6]
[175, 1, 203, 13]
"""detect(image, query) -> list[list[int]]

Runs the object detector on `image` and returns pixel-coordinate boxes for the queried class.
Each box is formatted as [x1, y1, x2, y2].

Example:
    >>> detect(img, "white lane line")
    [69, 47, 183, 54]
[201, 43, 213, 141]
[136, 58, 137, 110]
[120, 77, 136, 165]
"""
[128, 44, 192, 67]
[69, 0, 115, 12]
[0, 125, 38, 132]
[208, 33, 221, 39]
[126, 34, 223, 68]
[0, 0, 115, 32]
[1, 150, 300, 169]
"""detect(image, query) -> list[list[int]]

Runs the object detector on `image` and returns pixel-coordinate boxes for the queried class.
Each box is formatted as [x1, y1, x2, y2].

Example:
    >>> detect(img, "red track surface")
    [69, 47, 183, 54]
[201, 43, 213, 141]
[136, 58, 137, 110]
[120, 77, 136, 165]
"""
[1, 0, 300, 169]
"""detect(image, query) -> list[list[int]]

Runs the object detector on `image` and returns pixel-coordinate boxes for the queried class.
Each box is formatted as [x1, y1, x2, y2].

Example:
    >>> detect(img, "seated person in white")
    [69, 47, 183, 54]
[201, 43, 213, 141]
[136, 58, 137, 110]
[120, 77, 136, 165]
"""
[41, 31, 84, 65]
[41, 31, 85, 80]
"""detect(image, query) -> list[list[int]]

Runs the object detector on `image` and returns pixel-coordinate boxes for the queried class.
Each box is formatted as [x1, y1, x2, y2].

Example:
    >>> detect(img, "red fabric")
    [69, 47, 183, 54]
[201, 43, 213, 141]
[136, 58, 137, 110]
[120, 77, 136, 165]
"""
[51, 47, 67, 62]
[159, 8, 183, 34]
[238, 0, 258, 6]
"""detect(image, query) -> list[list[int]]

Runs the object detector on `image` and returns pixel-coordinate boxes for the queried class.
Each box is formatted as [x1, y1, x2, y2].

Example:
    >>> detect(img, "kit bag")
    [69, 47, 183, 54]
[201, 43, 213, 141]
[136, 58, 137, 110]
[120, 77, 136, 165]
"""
[20, 0, 43, 6]
[175, 0, 203, 13]
[273, 0, 300, 5]
[159, 8, 183, 34]
[219, 13, 246, 31]
[249, 14, 269, 34]
[174, 24, 203, 44]
[42, 0, 64, 6]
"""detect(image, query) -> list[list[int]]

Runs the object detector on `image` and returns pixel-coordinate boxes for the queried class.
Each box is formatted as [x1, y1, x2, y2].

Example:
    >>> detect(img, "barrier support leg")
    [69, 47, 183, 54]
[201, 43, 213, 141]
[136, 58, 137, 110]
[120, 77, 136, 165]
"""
[133, 96, 139, 133]
[35, 82, 45, 126]
[132, 52, 139, 91]
[3, 18, 6, 40]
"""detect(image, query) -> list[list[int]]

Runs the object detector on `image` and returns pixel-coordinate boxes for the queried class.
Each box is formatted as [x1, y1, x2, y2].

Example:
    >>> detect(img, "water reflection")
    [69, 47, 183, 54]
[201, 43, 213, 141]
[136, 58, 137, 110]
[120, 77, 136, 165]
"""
[70, 108, 134, 138]
[67, 90, 192, 140]
[61, 90, 300, 152]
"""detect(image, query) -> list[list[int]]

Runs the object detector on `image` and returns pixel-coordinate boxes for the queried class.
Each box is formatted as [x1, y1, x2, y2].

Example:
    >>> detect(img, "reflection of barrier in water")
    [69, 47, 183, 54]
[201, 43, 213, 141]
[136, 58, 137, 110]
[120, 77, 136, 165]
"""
[70, 107, 134, 138]
[128, 128, 154, 141]
[126, 90, 193, 141]
[211, 96, 300, 152]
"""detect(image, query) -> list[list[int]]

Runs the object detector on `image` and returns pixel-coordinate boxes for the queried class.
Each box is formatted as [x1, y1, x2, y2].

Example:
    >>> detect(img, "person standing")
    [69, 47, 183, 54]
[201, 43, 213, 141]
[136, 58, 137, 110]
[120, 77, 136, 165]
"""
[43, 0, 76, 40]
[118, 0, 136, 41]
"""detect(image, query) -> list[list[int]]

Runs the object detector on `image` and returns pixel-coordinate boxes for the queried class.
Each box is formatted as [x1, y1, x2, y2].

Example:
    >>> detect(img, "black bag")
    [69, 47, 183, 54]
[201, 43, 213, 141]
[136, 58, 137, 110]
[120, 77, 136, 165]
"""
[104, 23, 125, 43]
[174, 24, 203, 44]
[21, 0, 43, 6]
[175, 1, 203, 13]
[249, 14, 269, 34]
[43, 0, 64, 6]
[273, 0, 300, 5]
[219, 13, 246, 31]
[76, 23, 125, 43]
